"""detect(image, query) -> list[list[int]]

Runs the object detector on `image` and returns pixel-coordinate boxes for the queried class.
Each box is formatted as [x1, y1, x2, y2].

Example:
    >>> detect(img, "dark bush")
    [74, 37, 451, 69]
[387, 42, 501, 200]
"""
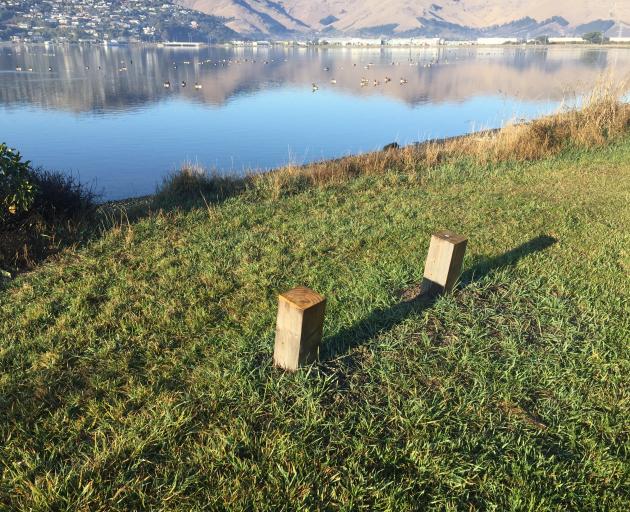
[0, 143, 37, 224]
[1, 151, 97, 274]
[29, 169, 97, 221]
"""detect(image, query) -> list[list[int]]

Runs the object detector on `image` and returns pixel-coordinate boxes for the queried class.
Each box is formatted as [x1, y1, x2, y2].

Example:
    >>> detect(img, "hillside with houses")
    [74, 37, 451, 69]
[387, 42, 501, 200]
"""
[0, 0, 236, 43]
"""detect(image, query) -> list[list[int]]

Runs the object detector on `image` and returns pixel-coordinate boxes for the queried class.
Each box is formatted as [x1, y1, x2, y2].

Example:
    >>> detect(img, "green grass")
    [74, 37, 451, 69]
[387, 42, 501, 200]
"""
[1, 138, 629, 510]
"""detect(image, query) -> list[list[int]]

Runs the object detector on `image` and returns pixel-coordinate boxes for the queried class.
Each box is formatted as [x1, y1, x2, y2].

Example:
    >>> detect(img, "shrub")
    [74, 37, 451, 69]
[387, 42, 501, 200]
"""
[0, 143, 37, 223]
[29, 169, 97, 220]
[0, 159, 97, 274]
[155, 163, 243, 205]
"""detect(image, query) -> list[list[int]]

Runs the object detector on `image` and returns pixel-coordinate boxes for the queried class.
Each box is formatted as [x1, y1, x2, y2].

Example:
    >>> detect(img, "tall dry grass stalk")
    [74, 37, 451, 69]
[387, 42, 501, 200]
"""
[455, 79, 630, 163]
[254, 79, 629, 195]
[155, 162, 244, 203]
[158, 80, 629, 203]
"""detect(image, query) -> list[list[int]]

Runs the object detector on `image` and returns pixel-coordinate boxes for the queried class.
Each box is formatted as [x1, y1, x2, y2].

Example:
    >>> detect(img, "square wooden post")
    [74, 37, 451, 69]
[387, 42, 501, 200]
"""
[273, 286, 326, 372]
[422, 231, 468, 296]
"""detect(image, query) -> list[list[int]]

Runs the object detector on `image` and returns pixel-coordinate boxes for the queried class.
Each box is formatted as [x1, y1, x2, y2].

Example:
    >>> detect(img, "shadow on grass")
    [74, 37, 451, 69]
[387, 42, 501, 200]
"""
[321, 235, 558, 361]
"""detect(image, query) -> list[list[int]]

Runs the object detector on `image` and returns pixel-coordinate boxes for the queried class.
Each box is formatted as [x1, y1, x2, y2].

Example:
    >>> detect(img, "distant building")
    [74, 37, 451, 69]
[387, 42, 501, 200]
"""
[385, 37, 442, 46]
[443, 40, 476, 46]
[610, 37, 630, 43]
[160, 41, 204, 47]
[548, 37, 585, 44]
[320, 38, 383, 47]
[230, 40, 270, 47]
[477, 37, 519, 45]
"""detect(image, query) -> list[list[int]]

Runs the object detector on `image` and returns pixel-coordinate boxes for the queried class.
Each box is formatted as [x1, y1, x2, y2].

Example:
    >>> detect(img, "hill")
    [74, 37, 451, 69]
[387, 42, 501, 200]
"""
[0, 0, 238, 43]
[177, 0, 630, 37]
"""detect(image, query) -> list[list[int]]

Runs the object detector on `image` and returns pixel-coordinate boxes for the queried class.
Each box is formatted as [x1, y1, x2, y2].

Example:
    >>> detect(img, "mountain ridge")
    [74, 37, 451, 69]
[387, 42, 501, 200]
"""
[177, 0, 630, 38]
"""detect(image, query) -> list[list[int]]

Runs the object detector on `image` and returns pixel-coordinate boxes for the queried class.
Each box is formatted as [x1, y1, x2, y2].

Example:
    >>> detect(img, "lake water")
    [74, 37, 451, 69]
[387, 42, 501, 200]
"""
[1, 44, 628, 200]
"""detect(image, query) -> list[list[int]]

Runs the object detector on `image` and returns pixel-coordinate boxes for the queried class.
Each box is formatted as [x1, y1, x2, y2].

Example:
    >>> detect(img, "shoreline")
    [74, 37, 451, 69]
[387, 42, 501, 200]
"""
[2, 40, 630, 50]
[101, 127, 505, 207]
[103, 99, 625, 206]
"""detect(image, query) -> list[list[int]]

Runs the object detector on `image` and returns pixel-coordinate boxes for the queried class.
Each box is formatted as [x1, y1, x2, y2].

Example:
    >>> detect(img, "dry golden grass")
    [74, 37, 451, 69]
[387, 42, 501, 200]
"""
[155, 162, 245, 203]
[157, 81, 630, 203]
[457, 81, 630, 163]
[251, 80, 630, 197]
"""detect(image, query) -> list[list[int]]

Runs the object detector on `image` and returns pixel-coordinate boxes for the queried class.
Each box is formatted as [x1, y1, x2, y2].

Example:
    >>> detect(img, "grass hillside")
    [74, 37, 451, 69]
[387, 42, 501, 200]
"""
[1, 103, 629, 508]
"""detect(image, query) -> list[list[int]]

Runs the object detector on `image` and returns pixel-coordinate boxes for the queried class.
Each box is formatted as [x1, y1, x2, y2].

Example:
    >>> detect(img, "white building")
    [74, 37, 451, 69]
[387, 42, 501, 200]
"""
[321, 38, 383, 47]
[230, 40, 270, 47]
[443, 40, 476, 46]
[477, 37, 518, 45]
[385, 37, 442, 46]
[548, 37, 585, 44]
[610, 37, 630, 43]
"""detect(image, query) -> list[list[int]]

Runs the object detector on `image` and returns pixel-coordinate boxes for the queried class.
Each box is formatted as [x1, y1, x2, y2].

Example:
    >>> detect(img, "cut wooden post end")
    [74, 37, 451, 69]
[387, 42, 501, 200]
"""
[422, 230, 468, 296]
[273, 286, 326, 372]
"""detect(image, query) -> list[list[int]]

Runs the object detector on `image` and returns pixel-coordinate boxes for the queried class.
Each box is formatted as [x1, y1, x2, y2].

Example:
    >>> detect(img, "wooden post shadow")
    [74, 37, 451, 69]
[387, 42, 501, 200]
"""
[421, 230, 468, 296]
[274, 286, 326, 372]
[322, 234, 556, 362]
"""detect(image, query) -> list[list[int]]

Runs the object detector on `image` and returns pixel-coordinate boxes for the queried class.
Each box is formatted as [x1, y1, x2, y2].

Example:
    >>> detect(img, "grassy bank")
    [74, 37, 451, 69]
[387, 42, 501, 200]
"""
[1, 96, 630, 509]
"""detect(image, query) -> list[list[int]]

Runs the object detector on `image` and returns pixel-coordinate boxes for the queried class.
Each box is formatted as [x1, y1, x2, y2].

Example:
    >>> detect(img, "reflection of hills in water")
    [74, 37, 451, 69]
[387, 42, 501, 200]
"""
[0, 45, 628, 113]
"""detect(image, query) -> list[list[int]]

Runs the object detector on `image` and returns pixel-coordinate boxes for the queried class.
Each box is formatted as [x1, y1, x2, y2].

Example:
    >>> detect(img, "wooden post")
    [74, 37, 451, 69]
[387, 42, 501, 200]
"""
[273, 286, 326, 372]
[422, 231, 468, 296]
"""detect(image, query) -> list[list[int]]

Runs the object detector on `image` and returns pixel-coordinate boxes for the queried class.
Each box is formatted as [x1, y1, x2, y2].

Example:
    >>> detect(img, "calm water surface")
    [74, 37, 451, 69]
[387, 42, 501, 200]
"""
[1, 44, 628, 199]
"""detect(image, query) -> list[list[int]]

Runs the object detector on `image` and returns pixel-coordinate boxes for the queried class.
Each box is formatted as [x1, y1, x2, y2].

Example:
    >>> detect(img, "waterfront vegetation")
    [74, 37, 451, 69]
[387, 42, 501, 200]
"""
[0, 86, 629, 509]
[0, 151, 95, 276]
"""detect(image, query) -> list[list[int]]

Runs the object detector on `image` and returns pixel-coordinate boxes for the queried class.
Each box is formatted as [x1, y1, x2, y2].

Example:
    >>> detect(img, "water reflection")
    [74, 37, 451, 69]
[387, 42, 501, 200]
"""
[0, 45, 626, 112]
[0, 44, 628, 200]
